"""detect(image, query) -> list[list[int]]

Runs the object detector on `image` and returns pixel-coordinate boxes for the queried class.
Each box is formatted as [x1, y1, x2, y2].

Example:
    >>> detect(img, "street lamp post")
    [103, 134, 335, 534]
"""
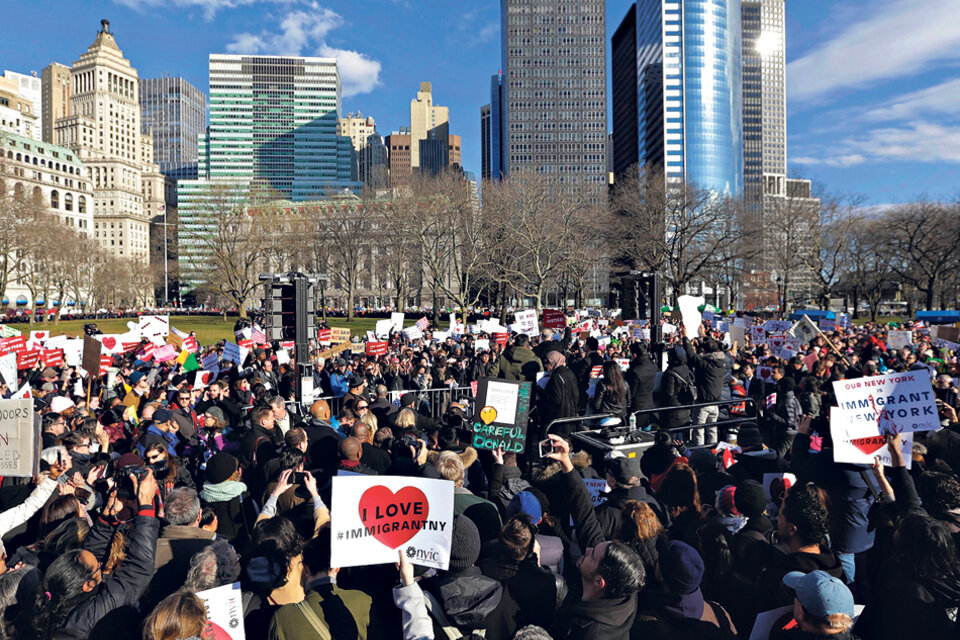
[776, 276, 784, 316]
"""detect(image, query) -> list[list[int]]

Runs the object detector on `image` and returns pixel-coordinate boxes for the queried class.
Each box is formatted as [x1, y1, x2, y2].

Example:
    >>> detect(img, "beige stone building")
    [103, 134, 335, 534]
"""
[54, 19, 159, 263]
[409, 82, 449, 169]
[0, 78, 39, 140]
[41, 62, 72, 144]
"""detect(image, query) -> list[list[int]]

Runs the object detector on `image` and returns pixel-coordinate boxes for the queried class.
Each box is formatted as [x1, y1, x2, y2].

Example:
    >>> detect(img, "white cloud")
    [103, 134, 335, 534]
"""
[112, 0, 295, 21]
[792, 122, 960, 167]
[225, 5, 381, 96]
[792, 154, 866, 168]
[788, 0, 960, 104]
[862, 78, 960, 121]
[317, 45, 382, 97]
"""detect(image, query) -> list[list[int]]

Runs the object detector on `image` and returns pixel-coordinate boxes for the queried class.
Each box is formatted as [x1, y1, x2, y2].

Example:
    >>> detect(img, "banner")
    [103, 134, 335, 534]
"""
[366, 341, 388, 356]
[469, 379, 533, 453]
[0, 398, 37, 477]
[196, 582, 245, 640]
[677, 295, 704, 338]
[331, 475, 454, 570]
[542, 309, 567, 330]
[833, 370, 939, 433]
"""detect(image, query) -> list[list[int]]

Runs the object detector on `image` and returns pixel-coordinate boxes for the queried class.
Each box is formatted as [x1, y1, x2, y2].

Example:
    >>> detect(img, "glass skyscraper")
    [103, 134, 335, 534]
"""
[178, 54, 359, 288]
[612, 0, 743, 197]
[140, 76, 207, 180]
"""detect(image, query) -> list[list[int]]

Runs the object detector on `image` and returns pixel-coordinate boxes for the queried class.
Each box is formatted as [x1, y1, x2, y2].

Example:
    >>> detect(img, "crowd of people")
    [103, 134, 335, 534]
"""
[0, 311, 959, 640]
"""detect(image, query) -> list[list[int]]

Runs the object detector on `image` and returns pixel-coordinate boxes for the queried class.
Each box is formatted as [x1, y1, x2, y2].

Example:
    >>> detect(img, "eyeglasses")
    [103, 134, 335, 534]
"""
[146, 454, 163, 463]
[356, 405, 369, 412]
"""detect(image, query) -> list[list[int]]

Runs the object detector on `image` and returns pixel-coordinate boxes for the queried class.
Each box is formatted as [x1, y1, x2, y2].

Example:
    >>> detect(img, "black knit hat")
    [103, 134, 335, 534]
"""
[448, 515, 480, 572]
[206, 452, 239, 484]
[735, 480, 767, 519]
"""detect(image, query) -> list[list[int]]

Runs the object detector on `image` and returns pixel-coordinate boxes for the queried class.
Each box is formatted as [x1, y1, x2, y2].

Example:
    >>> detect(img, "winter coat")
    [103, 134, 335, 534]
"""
[454, 487, 502, 543]
[491, 346, 543, 382]
[540, 365, 581, 438]
[590, 378, 631, 419]
[755, 545, 844, 614]
[422, 567, 513, 637]
[478, 549, 567, 631]
[685, 340, 726, 402]
[269, 582, 385, 640]
[595, 485, 668, 540]
[660, 355, 693, 429]
[626, 355, 659, 427]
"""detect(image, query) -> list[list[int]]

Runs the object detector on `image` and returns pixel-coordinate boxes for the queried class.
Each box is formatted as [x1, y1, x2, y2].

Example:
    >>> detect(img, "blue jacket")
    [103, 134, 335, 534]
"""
[329, 372, 349, 397]
[137, 424, 179, 458]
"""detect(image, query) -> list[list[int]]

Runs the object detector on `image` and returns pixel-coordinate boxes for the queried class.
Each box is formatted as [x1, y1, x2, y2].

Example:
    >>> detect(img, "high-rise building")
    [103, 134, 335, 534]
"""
[385, 130, 411, 188]
[500, 0, 608, 202]
[178, 54, 358, 288]
[489, 73, 504, 181]
[612, 0, 743, 196]
[480, 104, 491, 181]
[1, 71, 41, 141]
[421, 133, 461, 174]
[41, 63, 72, 144]
[54, 19, 160, 263]
[140, 76, 207, 180]
[338, 113, 388, 188]
[409, 82, 449, 170]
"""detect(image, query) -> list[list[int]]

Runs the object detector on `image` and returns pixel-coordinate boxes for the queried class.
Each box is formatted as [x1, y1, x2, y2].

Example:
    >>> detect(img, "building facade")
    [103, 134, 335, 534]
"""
[41, 63, 72, 144]
[1, 71, 42, 141]
[480, 104, 491, 181]
[385, 131, 412, 188]
[53, 19, 160, 263]
[140, 76, 207, 180]
[500, 0, 608, 202]
[0, 130, 94, 306]
[338, 113, 388, 188]
[409, 82, 449, 170]
[613, 0, 743, 197]
[178, 54, 359, 288]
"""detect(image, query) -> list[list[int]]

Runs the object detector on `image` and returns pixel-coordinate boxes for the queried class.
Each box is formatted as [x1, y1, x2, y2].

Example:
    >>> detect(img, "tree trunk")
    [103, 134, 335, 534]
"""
[926, 277, 936, 310]
[347, 285, 355, 322]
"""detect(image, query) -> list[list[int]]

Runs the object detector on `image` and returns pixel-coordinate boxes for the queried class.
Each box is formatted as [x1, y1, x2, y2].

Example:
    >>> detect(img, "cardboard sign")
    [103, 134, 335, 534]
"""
[82, 335, 102, 378]
[139, 315, 169, 340]
[514, 310, 539, 337]
[331, 475, 454, 570]
[366, 341, 388, 356]
[542, 309, 567, 330]
[470, 379, 533, 453]
[330, 327, 352, 344]
[831, 407, 914, 469]
[932, 325, 960, 343]
[0, 398, 37, 477]
[887, 330, 913, 350]
[833, 370, 938, 433]
[677, 295, 704, 338]
[196, 582, 245, 640]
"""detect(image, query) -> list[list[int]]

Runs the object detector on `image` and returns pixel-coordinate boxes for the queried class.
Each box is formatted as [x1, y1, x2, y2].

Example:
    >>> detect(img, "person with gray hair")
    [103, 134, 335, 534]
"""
[268, 394, 302, 436]
[142, 487, 238, 609]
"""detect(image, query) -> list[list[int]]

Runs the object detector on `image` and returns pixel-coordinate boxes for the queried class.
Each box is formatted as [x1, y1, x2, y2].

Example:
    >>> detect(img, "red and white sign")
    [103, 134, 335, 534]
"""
[366, 341, 388, 356]
[493, 332, 509, 347]
[833, 370, 939, 433]
[16, 348, 41, 370]
[238, 339, 254, 350]
[0, 336, 27, 355]
[331, 475, 454, 570]
[542, 309, 567, 330]
[831, 407, 914, 469]
[590, 365, 603, 378]
[40, 348, 63, 368]
[317, 328, 332, 345]
[182, 336, 199, 354]
[99, 355, 112, 376]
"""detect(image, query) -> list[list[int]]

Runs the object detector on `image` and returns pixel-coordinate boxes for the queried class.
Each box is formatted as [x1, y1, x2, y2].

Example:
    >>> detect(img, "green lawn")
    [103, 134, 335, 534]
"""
[6, 315, 406, 348]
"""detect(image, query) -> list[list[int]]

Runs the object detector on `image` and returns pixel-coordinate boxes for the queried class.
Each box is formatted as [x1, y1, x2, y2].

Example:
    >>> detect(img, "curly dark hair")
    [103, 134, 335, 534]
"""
[781, 484, 830, 547]
[916, 472, 960, 517]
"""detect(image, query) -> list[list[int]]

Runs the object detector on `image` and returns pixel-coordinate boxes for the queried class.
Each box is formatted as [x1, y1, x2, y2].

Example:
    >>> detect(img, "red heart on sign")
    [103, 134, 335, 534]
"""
[102, 337, 117, 350]
[35, 332, 45, 339]
[851, 436, 886, 456]
[358, 486, 429, 549]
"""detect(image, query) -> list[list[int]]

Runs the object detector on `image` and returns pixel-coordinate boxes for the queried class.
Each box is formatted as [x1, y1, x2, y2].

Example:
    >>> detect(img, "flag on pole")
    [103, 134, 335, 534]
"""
[415, 317, 429, 332]
[251, 325, 267, 345]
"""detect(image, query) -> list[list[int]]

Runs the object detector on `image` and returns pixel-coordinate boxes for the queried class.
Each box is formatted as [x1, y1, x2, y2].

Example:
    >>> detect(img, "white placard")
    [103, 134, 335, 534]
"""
[331, 475, 454, 570]
[514, 309, 539, 337]
[138, 315, 168, 340]
[196, 582, 245, 640]
[677, 295, 704, 338]
[763, 320, 793, 333]
[832, 407, 914, 469]
[0, 353, 17, 391]
[0, 398, 37, 477]
[375, 319, 393, 338]
[833, 369, 939, 433]
[390, 312, 405, 333]
[474, 339, 490, 351]
[887, 330, 913, 350]
[485, 380, 520, 426]
[276, 348, 290, 366]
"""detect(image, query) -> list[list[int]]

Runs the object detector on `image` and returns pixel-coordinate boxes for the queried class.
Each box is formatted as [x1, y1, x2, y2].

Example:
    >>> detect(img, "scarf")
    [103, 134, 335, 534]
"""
[546, 351, 567, 369]
[200, 480, 247, 503]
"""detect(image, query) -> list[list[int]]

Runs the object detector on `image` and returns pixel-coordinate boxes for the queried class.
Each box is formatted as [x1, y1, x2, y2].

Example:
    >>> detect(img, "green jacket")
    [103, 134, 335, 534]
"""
[269, 583, 384, 640]
[490, 346, 543, 382]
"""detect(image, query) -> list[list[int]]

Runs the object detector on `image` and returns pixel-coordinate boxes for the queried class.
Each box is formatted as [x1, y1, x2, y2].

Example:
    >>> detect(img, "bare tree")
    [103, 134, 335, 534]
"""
[763, 185, 821, 313]
[845, 215, 896, 322]
[802, 189, 866, 308]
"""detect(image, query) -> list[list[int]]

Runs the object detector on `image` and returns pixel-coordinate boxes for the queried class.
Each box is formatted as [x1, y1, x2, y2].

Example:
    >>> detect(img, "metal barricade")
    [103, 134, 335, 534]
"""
[312, 386, 475, 421]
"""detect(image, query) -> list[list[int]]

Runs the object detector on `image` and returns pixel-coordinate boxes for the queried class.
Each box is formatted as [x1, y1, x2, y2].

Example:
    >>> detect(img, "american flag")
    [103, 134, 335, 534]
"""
[251, 325, 267, 345]
[912, 321, 925, 331]
[415, 316, 429, 332]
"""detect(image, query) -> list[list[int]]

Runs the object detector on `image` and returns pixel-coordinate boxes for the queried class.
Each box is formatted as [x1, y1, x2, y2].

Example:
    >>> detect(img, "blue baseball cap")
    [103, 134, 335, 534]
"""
[783, 570, 855, 618]
[507, 491, 542, 525]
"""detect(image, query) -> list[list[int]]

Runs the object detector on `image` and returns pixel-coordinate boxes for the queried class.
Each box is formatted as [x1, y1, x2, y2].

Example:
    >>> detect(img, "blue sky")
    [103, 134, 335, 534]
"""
[2, 0, 958, 204]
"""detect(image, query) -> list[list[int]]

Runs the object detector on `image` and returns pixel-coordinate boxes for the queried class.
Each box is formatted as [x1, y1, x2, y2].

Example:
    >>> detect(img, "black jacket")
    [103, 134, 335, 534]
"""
[595, 485, 667, 540]
[590, 378, 631, 419]
[478, 547, 567, 630]
[53, 514, 159, 640]
[207, 492, 259, 549]
[660, 361, 693, 429]
[684, 340, 726, 402]
[422, 567, 515, 637]
[360, 442, 392, 475]
[540, 365, 581, 437]
[572, 352, 605, 412]
[625, 355, 658, 423]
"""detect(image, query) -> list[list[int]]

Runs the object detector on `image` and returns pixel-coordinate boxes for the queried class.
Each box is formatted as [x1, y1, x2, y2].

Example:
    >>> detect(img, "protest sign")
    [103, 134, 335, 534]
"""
[99, 355, 112, 376]
[758, 365, 775, 383]
[28, 330, 50, 343]
[749, 326, 766, 345]
[662, 323, 677, 335]
[470, 379, 533, 452]
[153, 344, 178, 362]
[513, 309, 539, 337]
[702, 310, 716, 323]
[317, 342, 354, 360]
[790, 316, 819, 344]
[375, 319, 393, 338]
[729, 324, 746, 346]
[582, 478, 609, 507]
[202, 352, 219, 370]
[194, 370, 217, 389]
[0, 325, 21, 338]
[317, 328, 332, 345]
[403, 326, 423, 342]
[221, 342, 244, 366]
[331, 475, 454, 570]
[832, 370, 938, 433]
[390, 312, 405, 333]
[182, 336, 199, 354]
[40, 348, 63, 368]
[165, 332, 183, 350]
[330, 327, 352, 344]
[493, 332, 509, 347]
[0, 398, 38, 477]
[139, 315, 169, 341]
[62, 339, 82, 368]
[42, 334, 68, 351]
[542, 309, 567, 330]
[887, 330, 913, 350]
[82, 335, 102, 378]
[677, 295, 704, 337]
[0, 353, 17, 391]
[431, 330, 449, 342]
[196, 582, 245, 640]
[932, 325, 960, 343]
[935, 338, 960, 352]
[16, 349, 40, 370]
[474, 338, 490, 351]
[276, 348, 290, 366]
[0, 336, 26, 355]
[819, 318, 836, 332]
[831, 407, 914, 469]
[366, 341, 388, 356]
[763, 320, 792, 333]
[761, 473, 796, 504]
[590, 365, 603, 378]
[95, 334, 129, 355]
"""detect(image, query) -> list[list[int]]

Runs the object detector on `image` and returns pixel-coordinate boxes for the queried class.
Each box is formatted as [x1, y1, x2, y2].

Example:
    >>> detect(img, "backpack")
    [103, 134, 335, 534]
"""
[423, 589, 487, 639]
[669, 370, 698, 404]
